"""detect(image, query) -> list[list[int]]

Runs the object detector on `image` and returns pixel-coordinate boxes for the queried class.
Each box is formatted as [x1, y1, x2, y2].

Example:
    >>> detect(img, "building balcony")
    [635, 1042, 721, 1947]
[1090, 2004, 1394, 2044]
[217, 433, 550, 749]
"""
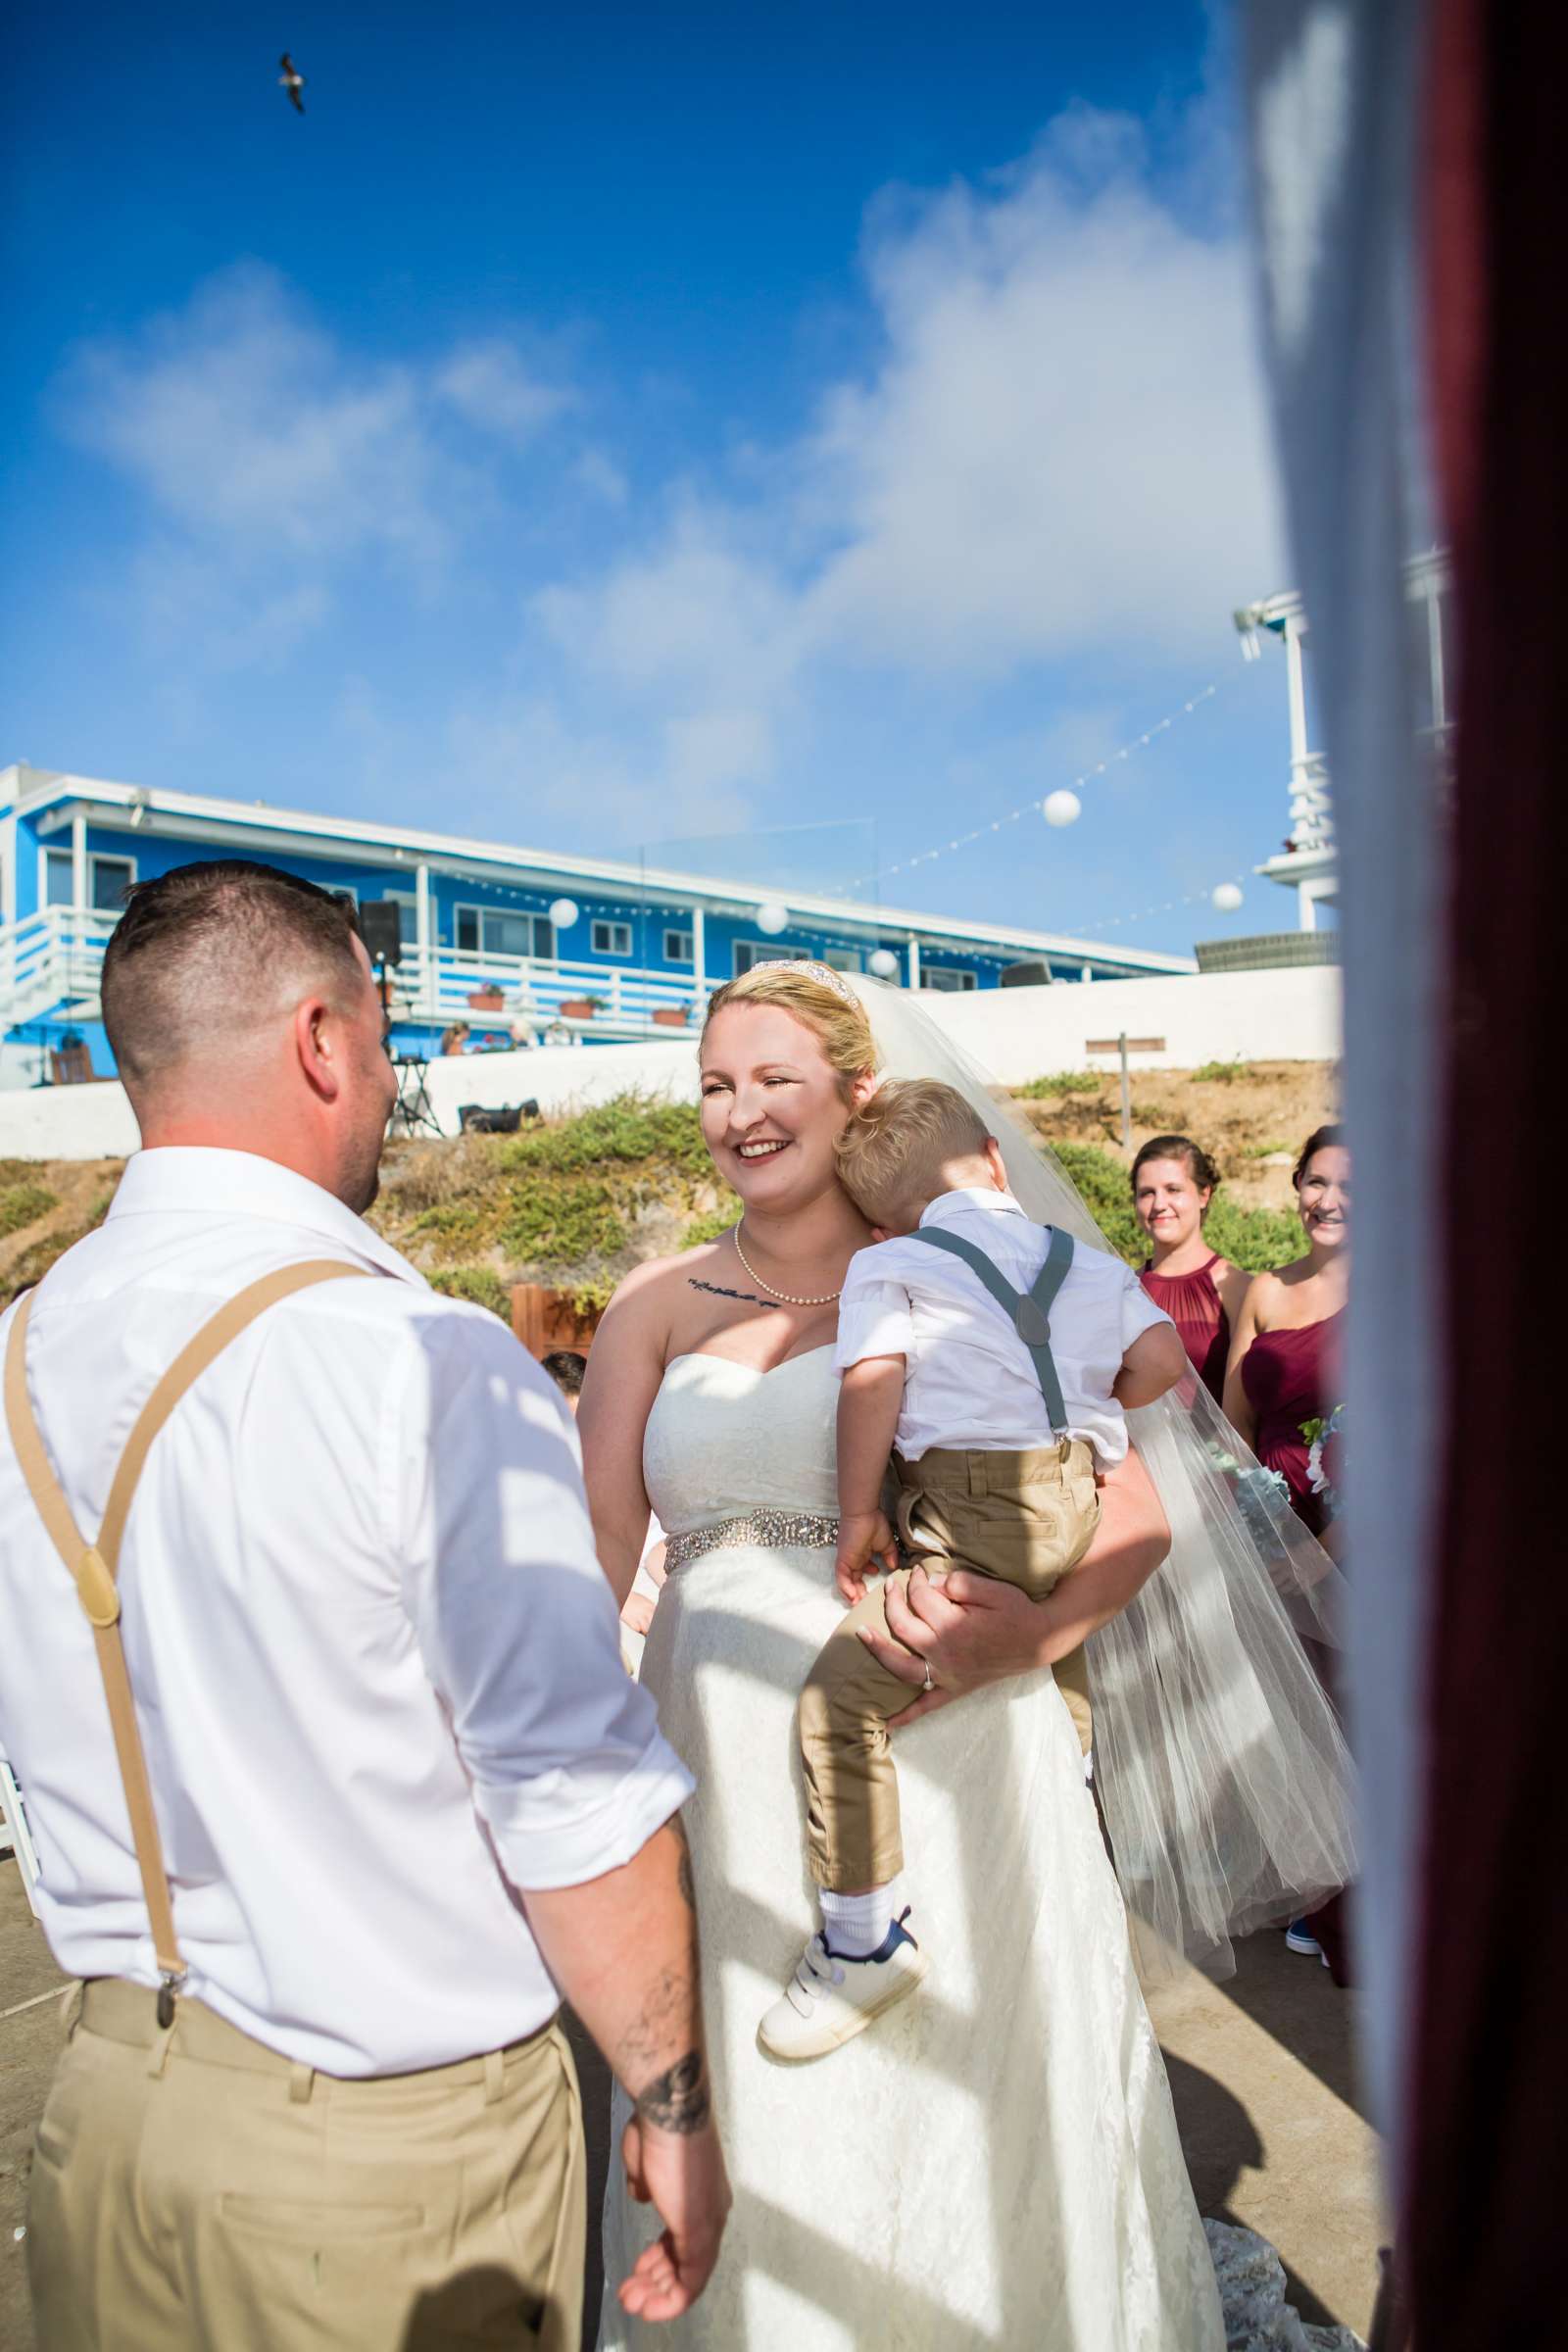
[0, 906, 713, 1051]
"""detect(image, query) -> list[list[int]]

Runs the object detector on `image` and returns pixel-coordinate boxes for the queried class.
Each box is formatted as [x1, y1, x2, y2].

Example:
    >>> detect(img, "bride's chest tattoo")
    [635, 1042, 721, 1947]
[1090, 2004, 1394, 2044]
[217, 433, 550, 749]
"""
[687, 1277, 781, 1312]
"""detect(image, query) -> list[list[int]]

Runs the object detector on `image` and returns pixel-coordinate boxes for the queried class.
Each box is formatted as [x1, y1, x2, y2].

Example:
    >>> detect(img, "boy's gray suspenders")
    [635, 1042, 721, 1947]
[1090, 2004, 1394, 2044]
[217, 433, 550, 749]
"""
[908, 1223, 1075, 1438]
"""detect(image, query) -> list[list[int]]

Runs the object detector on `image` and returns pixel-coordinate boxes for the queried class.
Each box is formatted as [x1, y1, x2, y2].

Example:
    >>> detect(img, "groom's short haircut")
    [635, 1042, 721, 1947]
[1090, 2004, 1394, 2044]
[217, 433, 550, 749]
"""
[101, 859, 366, 1092]
[835, 1078, 992, 1228]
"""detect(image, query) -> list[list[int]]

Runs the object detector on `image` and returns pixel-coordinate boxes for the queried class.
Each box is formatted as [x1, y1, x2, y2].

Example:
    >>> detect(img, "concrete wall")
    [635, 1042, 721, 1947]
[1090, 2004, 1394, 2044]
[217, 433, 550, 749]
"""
[0, 967, 1339, 1160]
[0, 1082, 142, 1160]
[0, 1039, 702, 1161]
[918, 963, 1340, 1081]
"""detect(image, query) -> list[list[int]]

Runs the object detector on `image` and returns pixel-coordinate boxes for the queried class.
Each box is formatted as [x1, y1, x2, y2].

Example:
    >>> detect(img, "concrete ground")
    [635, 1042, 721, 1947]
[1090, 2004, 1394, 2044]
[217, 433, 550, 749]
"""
[2, 1859, 1383, 2348]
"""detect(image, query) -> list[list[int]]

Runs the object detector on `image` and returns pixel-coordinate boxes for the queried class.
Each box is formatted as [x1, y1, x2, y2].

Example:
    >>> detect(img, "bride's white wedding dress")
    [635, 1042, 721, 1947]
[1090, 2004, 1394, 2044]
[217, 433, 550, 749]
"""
[598, 1347, 1225, 2351]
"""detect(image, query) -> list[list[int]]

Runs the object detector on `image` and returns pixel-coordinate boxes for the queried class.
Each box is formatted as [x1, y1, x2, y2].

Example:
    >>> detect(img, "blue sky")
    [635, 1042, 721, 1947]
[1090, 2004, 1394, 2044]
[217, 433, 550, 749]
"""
[2, 2, 1300, 955]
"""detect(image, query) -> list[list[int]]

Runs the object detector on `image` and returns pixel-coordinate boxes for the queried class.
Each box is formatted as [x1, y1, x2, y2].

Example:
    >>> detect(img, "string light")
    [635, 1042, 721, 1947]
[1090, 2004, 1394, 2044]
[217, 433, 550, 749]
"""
[1075, 872, 1251, 932]
[830, 680, 1225, 896]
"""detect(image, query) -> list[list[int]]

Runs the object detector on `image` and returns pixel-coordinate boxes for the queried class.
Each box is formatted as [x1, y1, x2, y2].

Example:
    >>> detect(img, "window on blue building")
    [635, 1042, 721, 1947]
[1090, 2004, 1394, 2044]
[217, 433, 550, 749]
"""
[664, 929, 695, 963]
[44, 848, 136, 914]
[455, 904, 555, 960]
[919, 967, 977, 993]
[592, 920, 632, 956]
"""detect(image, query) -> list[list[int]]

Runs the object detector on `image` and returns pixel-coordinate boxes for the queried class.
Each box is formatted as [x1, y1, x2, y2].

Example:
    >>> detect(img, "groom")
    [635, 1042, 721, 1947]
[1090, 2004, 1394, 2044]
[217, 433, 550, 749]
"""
[0, 860, 730, 2349]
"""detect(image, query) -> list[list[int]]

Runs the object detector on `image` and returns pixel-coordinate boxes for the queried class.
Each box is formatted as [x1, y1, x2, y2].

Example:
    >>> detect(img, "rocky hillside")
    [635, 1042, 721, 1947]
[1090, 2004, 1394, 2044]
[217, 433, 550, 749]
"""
[0, 1060, 1337, 1318]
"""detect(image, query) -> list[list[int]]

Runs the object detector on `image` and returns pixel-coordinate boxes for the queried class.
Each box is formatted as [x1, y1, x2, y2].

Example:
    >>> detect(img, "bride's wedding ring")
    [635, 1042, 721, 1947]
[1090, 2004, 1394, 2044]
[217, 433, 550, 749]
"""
[921, 1663, 934, 1691]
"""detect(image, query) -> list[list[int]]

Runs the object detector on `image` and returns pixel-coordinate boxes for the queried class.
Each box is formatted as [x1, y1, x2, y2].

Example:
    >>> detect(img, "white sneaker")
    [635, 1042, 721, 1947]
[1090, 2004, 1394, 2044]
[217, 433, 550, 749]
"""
[758, 1911, 927, 2062]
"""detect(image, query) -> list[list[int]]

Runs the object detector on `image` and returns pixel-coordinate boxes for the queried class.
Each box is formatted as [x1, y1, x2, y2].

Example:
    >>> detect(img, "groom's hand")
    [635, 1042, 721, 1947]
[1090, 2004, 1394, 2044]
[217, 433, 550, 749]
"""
[618, 2109, 732, 2323]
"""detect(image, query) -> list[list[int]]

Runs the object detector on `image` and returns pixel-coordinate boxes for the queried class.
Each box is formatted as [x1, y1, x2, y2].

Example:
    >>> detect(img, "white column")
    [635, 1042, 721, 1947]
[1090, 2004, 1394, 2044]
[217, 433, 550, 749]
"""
[415, 863, 432, 1014]
[1298, 881, 1318, 933]
[1284, 613, 1310, 774]
[691, 905, 706, 1004]
[71, 808, 88, 997]
[907, 935, 921, 990]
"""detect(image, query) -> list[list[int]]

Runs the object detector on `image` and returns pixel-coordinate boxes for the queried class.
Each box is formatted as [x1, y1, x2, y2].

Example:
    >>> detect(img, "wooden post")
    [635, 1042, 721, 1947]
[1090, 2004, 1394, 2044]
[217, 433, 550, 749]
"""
[1118, 1031, 1132, 1152]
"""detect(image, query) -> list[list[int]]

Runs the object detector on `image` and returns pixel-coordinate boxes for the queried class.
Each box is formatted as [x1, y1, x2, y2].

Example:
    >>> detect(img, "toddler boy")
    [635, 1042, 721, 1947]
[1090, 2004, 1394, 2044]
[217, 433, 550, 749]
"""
[758, 1079, 1184, 2061]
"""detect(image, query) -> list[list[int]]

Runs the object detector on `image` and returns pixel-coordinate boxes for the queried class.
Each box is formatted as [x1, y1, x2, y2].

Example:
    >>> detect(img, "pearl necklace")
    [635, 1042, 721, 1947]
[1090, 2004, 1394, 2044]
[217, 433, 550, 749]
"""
[733, 1224, 843, 1306]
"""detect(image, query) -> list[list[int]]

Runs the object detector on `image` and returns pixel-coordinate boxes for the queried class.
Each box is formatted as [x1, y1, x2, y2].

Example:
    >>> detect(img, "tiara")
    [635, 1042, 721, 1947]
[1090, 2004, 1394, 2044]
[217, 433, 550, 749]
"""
[754, 957, 861, 1006]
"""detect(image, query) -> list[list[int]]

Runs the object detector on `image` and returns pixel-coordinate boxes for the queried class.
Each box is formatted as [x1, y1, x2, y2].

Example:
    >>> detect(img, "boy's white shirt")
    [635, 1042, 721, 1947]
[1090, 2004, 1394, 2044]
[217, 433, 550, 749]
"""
[831, 1187, 1172, 1465]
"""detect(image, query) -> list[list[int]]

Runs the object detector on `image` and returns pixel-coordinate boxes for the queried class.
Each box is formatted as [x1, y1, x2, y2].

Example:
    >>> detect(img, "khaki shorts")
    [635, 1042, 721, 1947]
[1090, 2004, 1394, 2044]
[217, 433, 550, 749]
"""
[28, 1978, 585, 2352]
[799, 1439, 1100, 1890]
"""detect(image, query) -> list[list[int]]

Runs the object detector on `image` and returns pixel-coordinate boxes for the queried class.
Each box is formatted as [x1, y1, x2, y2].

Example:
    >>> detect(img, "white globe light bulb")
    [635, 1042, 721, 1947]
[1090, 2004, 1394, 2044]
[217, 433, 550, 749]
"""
[756, 902, 789, 936]
[1043, 790, 1082, 829]
[548, 898, 580, 930]
[868, 948, 899, 979]
[1210, 882, 1244, 913]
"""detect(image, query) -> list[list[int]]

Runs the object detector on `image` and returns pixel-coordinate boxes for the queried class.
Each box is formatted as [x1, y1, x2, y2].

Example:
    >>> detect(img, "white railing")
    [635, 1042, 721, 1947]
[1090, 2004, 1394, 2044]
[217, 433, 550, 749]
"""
[0, 907, 707, 1043]
[0, 906, 119, 1033]
[386, 945, 705, 1039]
[1287, 753, 1336, 854]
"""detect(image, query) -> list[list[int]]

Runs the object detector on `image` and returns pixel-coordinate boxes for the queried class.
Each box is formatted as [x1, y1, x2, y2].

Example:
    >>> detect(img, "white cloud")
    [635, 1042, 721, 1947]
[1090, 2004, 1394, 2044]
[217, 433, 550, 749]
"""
[435, 341, 575, 441]
[801, 114, 1283, 668]
[527, 104, 1284, 804]
[61, 266, 455, 569]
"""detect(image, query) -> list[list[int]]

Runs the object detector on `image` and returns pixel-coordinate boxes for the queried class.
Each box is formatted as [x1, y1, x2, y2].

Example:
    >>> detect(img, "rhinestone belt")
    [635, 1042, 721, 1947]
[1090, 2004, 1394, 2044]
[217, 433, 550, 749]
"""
[662, 1510, 841, 1572]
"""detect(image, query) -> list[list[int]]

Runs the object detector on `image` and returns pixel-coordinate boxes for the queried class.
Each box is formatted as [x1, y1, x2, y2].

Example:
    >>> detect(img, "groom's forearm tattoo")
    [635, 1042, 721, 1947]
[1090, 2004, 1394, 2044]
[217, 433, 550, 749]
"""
[687, 1277, 780, 1310]
[619, 1963, 711, 2134]
[635, 2047, 711, 2135]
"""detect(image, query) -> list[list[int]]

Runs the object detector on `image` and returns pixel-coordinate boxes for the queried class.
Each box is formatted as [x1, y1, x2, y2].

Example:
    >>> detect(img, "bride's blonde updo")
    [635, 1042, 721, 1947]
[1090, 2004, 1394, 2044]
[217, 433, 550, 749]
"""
[701, 961, 879, 1101]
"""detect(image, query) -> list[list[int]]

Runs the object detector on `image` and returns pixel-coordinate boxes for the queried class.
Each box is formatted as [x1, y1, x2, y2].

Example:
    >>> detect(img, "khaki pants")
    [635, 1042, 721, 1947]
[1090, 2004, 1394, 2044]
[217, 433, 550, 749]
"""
[800, 1440, 1101, 1890]
[27, 1979, 585, 2352]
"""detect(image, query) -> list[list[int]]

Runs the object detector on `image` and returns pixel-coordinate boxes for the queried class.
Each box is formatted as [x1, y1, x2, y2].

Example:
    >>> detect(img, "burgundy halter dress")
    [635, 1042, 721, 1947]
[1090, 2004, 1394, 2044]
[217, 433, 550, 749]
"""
[1239, 1308, 1345, 1539]
[1139, 1251, 1231, 1404]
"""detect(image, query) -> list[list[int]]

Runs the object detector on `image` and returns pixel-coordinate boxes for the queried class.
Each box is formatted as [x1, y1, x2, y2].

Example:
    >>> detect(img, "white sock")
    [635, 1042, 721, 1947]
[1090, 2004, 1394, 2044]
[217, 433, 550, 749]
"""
[819, 1879, 905, 1959]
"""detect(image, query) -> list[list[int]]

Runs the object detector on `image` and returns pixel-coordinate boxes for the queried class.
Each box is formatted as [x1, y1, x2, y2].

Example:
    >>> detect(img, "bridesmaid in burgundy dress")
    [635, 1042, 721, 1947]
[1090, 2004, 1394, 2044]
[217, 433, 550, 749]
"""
[1224, 1123, 1350, 1977]
[1131, 1135, 1250, 1402]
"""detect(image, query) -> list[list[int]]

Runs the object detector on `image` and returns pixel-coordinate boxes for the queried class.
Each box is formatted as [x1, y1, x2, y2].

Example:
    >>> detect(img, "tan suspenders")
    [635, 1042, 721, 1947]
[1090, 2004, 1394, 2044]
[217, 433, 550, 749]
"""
[3, 1260, 374, 2023]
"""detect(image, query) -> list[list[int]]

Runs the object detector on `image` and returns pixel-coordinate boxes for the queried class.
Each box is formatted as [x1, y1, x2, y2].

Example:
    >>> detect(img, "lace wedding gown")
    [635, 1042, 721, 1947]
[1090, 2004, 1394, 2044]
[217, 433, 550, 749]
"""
[598, 1348, 1225, 2351]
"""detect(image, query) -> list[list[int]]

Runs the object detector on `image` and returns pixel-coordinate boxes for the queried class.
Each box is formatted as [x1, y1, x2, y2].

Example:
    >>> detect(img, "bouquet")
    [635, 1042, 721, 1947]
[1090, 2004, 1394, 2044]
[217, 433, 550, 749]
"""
[1301, 1403, 1347, 1518]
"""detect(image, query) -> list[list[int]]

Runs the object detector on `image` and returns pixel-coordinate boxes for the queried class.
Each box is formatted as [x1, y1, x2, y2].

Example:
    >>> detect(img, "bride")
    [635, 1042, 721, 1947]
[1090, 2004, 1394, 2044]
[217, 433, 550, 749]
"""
[578, 961, 1351, 2349]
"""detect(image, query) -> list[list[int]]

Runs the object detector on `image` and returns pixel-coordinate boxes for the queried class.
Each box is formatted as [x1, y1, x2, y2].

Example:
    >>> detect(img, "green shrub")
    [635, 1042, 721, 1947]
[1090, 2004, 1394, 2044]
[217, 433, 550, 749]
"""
[501, 1095, 709, 1178]
[428, 1266, 513, 1322]
[411, 1199, 494, 1258]
[1192, 1059, 1247, 1084]
[681, 1200, 741, 1250]
[1041, 1142, 1304, 1275]
[1048, 1144, 1145, 1264]
[501, 1177, 626, 1267]
[1013, 1070, 1104, 1100]
[1203, 1194, 1304, 1273]
[0, 1182, 58, 1240]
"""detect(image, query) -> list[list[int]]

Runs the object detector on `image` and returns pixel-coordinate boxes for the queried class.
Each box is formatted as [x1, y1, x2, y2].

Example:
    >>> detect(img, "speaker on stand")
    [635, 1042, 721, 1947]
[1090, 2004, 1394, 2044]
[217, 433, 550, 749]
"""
[357, 902, 442, 1138]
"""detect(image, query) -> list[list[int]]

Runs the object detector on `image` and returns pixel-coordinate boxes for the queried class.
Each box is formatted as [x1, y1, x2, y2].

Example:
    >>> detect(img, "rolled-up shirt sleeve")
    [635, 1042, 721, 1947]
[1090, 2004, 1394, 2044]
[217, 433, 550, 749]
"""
[832, 1246, 919, 1375]
[389, 1311, 693, 1890]
[1119, 1267, 1176, 1350]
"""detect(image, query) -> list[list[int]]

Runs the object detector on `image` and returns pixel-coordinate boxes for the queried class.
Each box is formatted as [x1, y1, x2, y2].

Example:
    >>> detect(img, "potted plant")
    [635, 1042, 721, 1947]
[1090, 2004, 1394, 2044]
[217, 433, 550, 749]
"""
[466, 983, 505, 1010]
[651, 1004, 691, 1029]
[558, 995, 605, 1020]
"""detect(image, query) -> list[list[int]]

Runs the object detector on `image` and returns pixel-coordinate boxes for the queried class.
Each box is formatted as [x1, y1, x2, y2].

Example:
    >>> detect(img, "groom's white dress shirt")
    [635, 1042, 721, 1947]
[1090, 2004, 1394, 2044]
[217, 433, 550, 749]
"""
[832, 1187, 1172, 1465]
[0, 1148, 692, 2075]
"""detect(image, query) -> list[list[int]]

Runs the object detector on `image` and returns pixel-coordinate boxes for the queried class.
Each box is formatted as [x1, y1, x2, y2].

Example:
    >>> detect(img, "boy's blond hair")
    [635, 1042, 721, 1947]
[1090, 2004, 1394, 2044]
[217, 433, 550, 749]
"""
[834, 1077, 992, 1226]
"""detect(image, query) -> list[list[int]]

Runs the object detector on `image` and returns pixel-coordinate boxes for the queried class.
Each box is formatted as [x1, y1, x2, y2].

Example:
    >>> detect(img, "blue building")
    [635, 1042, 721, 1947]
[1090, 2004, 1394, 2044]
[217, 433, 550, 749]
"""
[0, 763, 1193, 1084]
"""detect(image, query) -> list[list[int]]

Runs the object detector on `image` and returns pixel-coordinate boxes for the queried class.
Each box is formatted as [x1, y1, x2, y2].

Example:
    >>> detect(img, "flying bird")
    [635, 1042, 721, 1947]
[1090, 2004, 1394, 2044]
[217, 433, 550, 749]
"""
[278, 53, 306, 114]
